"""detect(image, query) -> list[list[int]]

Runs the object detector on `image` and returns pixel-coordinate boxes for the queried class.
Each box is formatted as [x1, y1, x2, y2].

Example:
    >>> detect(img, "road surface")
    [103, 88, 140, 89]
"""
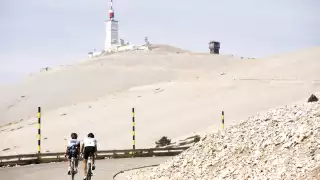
[0, 157, 171, 180]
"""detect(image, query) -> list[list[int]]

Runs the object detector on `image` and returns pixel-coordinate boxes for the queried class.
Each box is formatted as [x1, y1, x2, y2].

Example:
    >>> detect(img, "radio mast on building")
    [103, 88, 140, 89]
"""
[105, 0, 119, 50]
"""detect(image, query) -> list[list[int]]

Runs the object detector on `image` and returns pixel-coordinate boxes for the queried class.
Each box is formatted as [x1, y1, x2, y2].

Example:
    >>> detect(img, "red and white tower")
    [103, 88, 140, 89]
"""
[109, 0, 114, 20]
[105, 0, 119, 50]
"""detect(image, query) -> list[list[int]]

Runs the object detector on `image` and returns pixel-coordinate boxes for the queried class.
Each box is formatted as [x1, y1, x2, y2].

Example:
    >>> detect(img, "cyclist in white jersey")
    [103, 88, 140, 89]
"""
[65, 133, 80, 175]
[80, 133, 97, 180]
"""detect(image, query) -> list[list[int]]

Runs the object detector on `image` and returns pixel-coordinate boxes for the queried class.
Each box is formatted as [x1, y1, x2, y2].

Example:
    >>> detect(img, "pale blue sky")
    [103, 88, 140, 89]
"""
[1, 0, 319, 83]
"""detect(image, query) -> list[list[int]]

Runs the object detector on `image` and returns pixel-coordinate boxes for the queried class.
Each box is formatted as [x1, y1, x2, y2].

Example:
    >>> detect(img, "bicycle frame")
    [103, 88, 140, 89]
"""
[70, 157, 76, 180]
[86, 155, 93, 180]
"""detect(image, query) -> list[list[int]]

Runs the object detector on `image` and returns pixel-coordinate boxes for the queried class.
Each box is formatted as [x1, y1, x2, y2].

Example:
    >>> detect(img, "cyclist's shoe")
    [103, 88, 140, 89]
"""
[83, 176, 87, 180]
[92, 164, 96, 171]
[67, 167, 71, 175]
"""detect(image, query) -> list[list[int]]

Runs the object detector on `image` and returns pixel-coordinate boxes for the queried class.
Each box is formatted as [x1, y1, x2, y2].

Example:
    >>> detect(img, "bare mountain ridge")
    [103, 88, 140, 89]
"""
[0, 45, 319, 155]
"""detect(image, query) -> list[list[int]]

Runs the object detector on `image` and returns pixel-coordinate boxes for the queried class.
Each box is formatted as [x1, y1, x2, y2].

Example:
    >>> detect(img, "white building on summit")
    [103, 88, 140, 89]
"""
[105, 0, 119, 51]
[88, 0, 150, 58]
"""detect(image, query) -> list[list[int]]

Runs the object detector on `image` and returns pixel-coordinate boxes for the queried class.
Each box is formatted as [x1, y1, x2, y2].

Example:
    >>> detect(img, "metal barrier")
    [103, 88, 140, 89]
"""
[0, 147, 189, 167]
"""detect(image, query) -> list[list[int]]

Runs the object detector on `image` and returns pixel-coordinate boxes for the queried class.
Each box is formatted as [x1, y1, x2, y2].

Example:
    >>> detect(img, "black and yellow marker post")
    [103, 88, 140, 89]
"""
[222, 111, 225, 130]
[132, 108, 136, 150]
[37, 107, 41, 154]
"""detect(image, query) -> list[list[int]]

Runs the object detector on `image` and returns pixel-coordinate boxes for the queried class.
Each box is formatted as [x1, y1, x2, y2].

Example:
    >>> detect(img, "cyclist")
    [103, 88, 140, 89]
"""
[81, 132, 97, 180]
[65, 132, 80, 175]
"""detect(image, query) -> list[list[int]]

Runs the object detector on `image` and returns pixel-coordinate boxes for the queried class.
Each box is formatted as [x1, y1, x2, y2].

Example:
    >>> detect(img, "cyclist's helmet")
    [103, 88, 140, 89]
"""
[71, 133, 78, 139]
[88, 133, 94, 138]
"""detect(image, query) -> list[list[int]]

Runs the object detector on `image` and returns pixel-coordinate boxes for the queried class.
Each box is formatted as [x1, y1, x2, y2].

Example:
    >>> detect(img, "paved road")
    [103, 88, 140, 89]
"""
[0, 157, 171, 180]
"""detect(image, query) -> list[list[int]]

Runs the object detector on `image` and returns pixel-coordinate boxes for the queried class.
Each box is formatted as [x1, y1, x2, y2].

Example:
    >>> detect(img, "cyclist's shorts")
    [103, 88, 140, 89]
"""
[68, 154, 78, 159]
[84, 146, 96, 160]
[67, 149, 79, 159]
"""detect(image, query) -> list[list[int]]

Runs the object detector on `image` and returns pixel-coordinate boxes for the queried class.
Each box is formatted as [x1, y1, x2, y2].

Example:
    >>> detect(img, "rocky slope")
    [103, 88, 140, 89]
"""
[126, 100, 320, 180]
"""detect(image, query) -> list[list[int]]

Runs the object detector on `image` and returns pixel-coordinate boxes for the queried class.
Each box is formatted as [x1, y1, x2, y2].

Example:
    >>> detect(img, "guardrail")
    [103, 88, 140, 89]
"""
[0, 147, 189, 167]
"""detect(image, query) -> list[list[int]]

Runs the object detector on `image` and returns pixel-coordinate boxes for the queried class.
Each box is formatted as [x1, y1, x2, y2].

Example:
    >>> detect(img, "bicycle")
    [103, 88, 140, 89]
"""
[70, 156, 77, 180]
[85, 153, 94, 180]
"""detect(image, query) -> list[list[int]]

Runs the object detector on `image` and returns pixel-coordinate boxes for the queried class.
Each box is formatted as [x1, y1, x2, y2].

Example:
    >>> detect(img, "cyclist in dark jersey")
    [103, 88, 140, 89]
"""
[65, 133, 80, 175]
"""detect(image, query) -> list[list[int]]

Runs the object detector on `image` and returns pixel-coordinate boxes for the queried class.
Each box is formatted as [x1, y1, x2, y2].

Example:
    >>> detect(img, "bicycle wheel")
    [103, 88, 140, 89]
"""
[86, 162, 92, 180]
[71, 157, 75, 180]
